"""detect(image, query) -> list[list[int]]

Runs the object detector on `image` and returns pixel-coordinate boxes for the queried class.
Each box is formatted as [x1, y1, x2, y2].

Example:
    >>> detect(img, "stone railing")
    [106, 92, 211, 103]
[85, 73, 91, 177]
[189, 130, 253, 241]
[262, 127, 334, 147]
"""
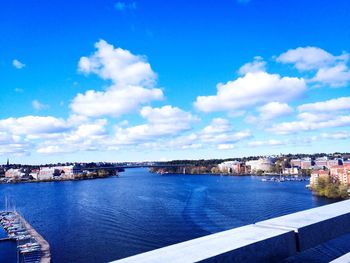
[111, 200, 350, 263]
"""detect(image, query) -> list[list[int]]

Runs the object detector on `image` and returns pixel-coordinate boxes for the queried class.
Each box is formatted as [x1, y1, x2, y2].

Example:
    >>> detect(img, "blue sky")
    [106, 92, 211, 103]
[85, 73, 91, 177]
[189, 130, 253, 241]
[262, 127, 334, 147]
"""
[1, 0, 350, 164]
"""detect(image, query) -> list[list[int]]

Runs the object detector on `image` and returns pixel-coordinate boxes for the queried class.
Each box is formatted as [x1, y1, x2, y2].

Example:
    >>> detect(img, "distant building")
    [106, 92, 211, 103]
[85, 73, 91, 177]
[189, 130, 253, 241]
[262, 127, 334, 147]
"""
[283, 167, 299, 175]
[310, 170, 329, 187]
[291, 158, 312, 169]
[246, 158, 274, 173]
[290, 159, 302, 167]
[314, 157, 339, 169]
[37, 165, 81, 180]
[330, 164, 350, 186]
[5, 168, 24, 178]
[218, 161, 242, 174]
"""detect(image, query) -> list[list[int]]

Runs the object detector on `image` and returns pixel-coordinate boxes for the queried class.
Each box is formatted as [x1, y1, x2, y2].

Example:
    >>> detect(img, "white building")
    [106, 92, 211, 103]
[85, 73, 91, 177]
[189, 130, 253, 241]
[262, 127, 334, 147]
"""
[218, 161, 242, 174]
[283, 167, 299, 175]
[246, 158, 274, 172]
[5, 168, 24, 178]
[37, 165, 81, 180]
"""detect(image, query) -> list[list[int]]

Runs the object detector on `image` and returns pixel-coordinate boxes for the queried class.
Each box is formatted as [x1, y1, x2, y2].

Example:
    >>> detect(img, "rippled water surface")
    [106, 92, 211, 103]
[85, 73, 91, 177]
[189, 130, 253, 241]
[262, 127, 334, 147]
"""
[0, 168, 349, 262]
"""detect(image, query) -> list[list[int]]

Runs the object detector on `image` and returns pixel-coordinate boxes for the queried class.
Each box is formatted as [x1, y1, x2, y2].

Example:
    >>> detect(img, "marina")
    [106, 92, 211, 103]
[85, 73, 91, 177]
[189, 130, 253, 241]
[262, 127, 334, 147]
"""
[0, 211, 51, 263]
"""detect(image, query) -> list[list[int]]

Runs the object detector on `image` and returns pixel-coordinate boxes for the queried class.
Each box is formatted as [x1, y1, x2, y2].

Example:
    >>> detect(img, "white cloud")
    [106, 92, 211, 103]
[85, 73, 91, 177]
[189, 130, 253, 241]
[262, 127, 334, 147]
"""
[140, 105, 198, 124]
[268, 115, 350, 135]
[113, 105, 198, 145]
[277, 46, 350, 87]
[32, 100, 49, 110]
[257, 102, 293, 120]
[12, 59, 25, 69]
[71, 85, 163, 117]
[0, 116, 69, 136]
[200, 118, 251, 145]
[276, 46, 348, 71]
[238, 56, 266, 75]
[0, 132, 31, 156]
[201, 118, 231, 134]
[78, 40, 155, 86]
[217, 144, 235, 150]
[321, 131, 350, 140]
[297, 112, 332, 123]
[248, 139, 284, 147]
[72, 40, 163, 117]
[311, 63, 350, 87]
[298, 97, 350, 112]
[194, 72, 306, 113]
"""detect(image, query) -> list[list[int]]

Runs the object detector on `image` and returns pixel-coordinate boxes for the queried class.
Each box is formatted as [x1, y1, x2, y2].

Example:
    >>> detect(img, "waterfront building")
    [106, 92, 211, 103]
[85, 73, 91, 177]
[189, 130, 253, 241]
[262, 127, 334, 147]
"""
[330, 165, 350, 186]
[310, 170, 329, 187]
[38, 167, 55, 180]
[291, 158, 313, 169]
[315, 157, 340, 169]
[37, 165, 82, 180]
[218, 161, 242, 174]
[5, 168, 25, 178]
[246, 158, 274, 173]
[290, 159, 302, 167]
[283, 167, 299, 175]
[300, 160, 313, 169]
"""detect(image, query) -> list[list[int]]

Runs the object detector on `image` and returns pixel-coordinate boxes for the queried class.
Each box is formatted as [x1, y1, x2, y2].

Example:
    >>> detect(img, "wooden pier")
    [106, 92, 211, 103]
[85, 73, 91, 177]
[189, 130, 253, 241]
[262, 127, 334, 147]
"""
[15, 212, 51, 263]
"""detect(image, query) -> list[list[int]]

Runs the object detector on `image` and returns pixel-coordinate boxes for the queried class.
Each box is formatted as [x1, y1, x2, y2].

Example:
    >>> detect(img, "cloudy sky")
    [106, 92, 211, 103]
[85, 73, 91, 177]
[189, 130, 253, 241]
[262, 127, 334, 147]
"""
[1, 0, 350, 164]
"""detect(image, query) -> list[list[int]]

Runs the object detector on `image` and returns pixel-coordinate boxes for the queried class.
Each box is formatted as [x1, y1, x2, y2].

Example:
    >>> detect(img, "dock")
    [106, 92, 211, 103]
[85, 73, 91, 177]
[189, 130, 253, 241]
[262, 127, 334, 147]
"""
[15, 212, 51, 263]
[0, 211, 51, 263]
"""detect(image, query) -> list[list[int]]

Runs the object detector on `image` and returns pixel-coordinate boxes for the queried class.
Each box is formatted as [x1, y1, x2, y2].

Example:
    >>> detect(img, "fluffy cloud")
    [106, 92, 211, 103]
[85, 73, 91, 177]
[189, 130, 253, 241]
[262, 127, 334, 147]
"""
[277, 46, 350, 87]
[246, 102, 293, 125]
[34, 119, 108, 154]
[268, 115, 350, 135]
[217, 144, 235, 150]
[0, 132, 31, 156]
[311, 64, 350, 87]
[72, 40, 163, 117]
[71, 85, 163, 117]
[248, 139, 284, 147]
[201, 118, 231, 134]
[12, 59, 25, 69]
[194, 72, 306, 113]
[199, 118, 251, 146]
[78, 40, 155, 86]
[0, 116, 69, 136]
[276, 46, 348, 70]
[267, 97, 350, 134]
[298, 97, 350, 113]
[140, 105, 197, 124]
[238, 56, 266, 75]
[113, 105, 198, 145]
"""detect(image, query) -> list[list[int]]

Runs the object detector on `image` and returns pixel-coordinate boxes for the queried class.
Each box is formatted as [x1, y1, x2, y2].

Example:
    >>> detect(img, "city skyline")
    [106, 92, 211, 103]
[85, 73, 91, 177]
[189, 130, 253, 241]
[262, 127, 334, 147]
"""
[1, 0, 350, 164]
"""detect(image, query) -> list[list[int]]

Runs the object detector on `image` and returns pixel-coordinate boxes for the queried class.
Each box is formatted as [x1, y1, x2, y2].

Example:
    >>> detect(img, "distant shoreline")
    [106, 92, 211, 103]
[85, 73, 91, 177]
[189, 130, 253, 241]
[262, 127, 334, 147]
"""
[0, 174, 118, 185]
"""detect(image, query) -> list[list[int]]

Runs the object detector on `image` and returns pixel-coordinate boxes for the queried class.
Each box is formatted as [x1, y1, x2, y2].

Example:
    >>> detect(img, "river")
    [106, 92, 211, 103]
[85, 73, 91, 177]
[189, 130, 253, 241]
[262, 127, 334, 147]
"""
[0, 168, 349, 262]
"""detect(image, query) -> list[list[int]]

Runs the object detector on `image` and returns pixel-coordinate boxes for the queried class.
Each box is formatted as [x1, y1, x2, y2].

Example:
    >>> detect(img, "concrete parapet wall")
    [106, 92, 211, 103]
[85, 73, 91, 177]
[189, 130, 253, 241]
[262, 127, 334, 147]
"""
[111, 200, 350, 263]
[256, 199, 350, 251]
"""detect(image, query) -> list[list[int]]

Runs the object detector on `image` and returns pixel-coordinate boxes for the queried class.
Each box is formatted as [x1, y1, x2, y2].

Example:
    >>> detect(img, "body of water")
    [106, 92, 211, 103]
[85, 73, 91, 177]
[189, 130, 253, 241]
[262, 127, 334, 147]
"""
[0, 168, 349, 262]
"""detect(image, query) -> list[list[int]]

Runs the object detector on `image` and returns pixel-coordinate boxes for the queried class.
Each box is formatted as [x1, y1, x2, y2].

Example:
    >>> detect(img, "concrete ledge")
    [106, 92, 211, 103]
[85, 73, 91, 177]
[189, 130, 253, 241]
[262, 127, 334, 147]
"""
[329, 252, 350, 263]
[112, 200, 350, 263]
[112, 225, 296, 263]
[256, 200, 350, 251]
